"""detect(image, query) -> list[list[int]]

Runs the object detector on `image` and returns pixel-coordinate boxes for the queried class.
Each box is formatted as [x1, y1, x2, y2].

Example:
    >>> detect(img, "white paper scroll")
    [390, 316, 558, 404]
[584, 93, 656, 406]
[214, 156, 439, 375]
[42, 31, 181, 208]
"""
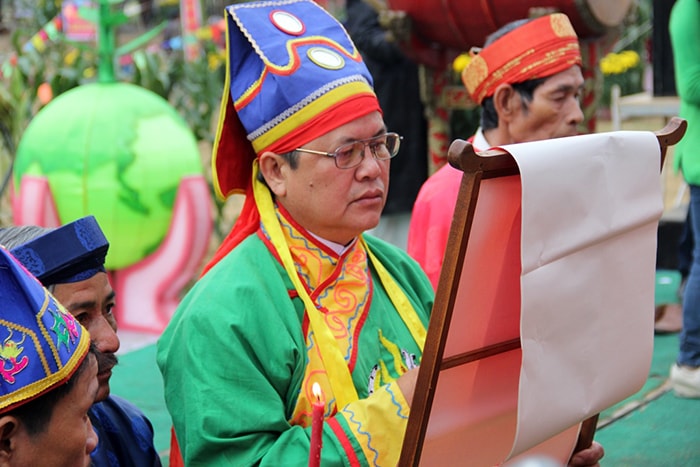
[417, 131, 662, 466]
[509, 131, 662, 458]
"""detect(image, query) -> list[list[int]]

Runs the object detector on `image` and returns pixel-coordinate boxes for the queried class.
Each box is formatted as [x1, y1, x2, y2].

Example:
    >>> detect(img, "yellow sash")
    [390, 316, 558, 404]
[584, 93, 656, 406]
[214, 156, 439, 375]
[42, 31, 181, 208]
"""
[253, 161, 426, 409]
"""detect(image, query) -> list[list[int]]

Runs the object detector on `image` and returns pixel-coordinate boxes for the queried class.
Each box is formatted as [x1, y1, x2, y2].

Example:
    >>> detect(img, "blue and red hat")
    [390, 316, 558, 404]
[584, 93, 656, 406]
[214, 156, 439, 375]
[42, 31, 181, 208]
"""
[206, 0, 381, 270]
[212, 0, 379, 199]
[0, 247, 90, 413]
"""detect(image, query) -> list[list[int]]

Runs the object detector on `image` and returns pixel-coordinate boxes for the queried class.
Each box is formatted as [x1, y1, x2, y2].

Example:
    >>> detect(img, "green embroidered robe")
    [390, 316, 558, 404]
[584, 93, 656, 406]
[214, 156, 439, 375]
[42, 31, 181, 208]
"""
[157, 220, 433, 466]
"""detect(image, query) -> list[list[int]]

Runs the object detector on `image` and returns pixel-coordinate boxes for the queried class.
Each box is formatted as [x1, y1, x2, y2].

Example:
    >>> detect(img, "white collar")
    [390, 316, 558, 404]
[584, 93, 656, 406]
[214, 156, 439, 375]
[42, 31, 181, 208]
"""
[474, 127, 490, 150]
[307, 231, 357, 255]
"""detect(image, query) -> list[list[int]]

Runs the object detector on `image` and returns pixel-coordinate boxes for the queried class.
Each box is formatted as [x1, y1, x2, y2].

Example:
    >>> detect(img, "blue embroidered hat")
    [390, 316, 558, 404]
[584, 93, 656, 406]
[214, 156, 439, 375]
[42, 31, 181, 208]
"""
[8, 216, 109, 286]
[212, 0, 380, 199]
[0, 247, 90, 413]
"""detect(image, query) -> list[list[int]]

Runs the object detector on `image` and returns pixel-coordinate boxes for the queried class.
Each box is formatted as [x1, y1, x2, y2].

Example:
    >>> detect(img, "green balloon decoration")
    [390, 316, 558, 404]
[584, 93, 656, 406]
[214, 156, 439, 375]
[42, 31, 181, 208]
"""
[13, 0, 205, 269]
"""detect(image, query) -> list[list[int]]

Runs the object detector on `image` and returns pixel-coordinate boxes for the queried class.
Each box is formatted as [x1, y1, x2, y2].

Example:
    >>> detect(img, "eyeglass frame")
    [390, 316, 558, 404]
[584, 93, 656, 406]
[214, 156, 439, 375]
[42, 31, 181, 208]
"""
[294, 132, 402, 169]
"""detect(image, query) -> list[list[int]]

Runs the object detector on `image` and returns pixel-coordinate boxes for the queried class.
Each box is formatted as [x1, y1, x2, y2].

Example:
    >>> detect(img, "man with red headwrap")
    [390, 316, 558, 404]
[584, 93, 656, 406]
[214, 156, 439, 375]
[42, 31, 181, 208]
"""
[408, 13, 586, 290]
[407, 14, 605, 466]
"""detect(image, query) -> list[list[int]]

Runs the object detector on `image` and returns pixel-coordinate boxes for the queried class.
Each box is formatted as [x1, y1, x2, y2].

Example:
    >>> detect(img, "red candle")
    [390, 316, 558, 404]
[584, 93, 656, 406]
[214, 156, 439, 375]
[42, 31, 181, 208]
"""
[309, 382, 325, 467]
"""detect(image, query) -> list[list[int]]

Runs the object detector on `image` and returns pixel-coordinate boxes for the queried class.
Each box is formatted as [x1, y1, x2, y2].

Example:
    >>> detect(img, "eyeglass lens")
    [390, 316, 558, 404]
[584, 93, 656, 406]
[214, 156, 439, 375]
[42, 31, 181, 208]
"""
[335, 133, 400, 168]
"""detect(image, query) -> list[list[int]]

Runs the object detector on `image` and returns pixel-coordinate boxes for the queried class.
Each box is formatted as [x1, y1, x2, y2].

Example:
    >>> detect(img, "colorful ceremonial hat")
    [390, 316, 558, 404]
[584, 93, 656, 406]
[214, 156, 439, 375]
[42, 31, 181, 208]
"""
[462, 13, 582, 105]
[8, 216, 109, 286]
[0, 247, 90, 413]
[203, 0, 381, 272]
[211, 0, 380, 200]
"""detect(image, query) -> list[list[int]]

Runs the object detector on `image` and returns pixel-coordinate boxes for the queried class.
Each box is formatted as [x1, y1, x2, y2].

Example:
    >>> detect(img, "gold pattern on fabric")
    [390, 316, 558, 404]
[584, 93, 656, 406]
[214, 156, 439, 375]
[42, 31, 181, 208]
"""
[463, 55, 488, 97]
[461, 13, 581, 104]
[251, 161, 426, 425]
[467, 43, 580, 104]
[253, 162, 358, 408]
[275, 212, 371, 427]
[551, 13, 576, 38]
[517, 44, 580, 76]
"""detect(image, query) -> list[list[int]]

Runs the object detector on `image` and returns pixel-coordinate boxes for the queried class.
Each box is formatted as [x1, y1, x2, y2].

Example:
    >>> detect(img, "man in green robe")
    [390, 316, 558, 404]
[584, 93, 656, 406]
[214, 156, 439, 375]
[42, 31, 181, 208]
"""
[157, 2, 605, 466]
[157, 1, 432, 465]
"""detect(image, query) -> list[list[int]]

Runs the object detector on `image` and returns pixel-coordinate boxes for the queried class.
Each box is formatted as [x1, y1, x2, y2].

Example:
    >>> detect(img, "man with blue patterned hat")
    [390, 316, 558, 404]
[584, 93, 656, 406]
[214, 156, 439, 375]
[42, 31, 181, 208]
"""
[157, 1, 432, 465]
[0, 216, 161, 466]
[0, 246, 98, 466]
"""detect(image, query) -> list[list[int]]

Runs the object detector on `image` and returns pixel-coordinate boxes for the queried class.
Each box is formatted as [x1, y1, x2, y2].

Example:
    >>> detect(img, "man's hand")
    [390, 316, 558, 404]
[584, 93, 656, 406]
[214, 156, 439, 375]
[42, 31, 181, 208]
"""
[568, 441, 604, 467]
[396, 367, 420, 407]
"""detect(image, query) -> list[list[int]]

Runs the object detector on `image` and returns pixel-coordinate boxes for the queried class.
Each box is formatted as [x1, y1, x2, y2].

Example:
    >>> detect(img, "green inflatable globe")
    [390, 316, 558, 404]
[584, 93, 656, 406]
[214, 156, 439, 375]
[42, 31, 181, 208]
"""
[14, 82, 204, 270]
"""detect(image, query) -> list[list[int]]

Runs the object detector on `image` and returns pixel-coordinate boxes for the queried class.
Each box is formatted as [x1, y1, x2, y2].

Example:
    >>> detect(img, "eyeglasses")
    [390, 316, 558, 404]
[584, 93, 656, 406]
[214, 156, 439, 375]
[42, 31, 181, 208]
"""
[295, 133, 402, 169]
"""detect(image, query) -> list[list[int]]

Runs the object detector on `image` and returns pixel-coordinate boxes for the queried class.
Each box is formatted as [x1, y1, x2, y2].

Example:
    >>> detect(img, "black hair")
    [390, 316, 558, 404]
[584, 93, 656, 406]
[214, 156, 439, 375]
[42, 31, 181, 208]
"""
[256, 150, 300, 187]
[480, 77, 547, 130]
[7, 343, 96, 436]
[280, 150, 300, 169]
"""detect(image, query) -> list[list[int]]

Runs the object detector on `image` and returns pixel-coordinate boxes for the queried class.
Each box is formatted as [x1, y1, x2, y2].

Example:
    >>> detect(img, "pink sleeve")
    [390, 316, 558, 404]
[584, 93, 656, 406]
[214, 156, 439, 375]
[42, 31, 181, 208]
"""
[407, 165, 463, 291]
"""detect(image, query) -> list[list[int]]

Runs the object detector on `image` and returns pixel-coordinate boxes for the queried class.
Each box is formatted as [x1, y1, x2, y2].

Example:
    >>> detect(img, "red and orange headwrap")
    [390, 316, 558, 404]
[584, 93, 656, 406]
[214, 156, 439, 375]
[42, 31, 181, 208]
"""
[204, 0, 381, 272]
[462, 13, 582, 105]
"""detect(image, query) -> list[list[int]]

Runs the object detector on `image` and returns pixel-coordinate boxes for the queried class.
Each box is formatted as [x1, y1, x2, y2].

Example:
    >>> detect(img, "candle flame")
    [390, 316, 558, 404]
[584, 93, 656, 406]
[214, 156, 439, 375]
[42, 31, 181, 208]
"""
[312, 382, 322, 402]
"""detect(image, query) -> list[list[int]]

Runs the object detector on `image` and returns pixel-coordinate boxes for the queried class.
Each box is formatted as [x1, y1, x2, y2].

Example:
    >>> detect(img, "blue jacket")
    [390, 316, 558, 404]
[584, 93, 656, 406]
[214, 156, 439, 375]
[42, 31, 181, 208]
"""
[89, 395, 162, 466]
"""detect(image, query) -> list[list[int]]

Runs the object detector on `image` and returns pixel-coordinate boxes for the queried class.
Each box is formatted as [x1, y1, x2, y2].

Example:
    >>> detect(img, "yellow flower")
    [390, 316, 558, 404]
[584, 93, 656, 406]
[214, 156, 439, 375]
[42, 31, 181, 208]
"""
[64, 49, 80, 66]
[619, 50, 640, 69]
[452, 53, 471, 73]
[207, 51, 225, 71]
[599, 50, 641, 75]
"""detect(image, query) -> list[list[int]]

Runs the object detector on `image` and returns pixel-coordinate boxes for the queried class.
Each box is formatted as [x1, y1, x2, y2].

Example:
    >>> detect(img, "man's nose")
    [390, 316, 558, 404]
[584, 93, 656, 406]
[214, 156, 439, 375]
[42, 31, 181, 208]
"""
[569, 97, 585, 125]
[90, 317, 120, 354]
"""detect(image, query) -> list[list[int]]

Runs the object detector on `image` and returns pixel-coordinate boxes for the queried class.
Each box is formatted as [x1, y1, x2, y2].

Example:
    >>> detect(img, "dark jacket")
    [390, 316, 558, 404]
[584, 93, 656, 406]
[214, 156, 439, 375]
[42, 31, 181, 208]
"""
[345, 0, 428, 214]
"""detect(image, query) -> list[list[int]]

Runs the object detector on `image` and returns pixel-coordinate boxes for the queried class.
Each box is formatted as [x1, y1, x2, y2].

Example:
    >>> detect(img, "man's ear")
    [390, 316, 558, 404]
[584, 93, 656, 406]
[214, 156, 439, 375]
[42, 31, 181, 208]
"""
[258, 151, 288, 197]
[492, 83, 521, 123]
[0, 415, 21, 463]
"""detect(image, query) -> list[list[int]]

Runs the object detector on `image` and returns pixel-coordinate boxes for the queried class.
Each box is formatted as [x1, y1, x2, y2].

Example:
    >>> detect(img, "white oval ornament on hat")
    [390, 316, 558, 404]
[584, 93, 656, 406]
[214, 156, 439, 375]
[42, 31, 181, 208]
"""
[270, 10, 305, 35]
[307, 47, 345, 70]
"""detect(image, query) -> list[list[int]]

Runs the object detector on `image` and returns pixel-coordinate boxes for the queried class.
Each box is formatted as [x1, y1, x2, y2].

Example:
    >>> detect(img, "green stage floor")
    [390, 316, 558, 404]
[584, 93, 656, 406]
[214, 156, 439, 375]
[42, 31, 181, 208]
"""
[112, 326, 700, 465]
[595, 332, 700, 466]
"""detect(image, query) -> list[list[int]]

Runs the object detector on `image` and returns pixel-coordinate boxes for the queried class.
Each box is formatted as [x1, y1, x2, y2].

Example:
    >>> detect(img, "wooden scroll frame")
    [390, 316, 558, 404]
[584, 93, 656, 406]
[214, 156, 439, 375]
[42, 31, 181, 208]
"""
[399, 117, 688, 466]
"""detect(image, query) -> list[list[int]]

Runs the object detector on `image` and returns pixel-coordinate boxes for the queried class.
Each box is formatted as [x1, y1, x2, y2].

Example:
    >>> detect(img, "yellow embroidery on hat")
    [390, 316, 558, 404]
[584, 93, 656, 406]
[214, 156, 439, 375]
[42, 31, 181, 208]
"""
[551, 13, 576, 38]
[462, 54, 488, 98]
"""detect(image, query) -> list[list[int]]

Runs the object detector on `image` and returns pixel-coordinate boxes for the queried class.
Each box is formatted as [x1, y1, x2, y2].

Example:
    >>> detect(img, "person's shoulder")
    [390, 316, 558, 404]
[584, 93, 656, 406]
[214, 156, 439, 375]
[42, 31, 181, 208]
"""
[415, 163, 463, 203]
[89, 396, 161, 466]
[427, 162, 464, 186]
[188, 234, 280, 293]
[363, 234, 409, 256]
[171, 233, 292, 324]
[102, 394, 143, 410]
[205, 233, 269, 272]
[364, 236, 429, 280]
[89, 396, 156, 446]
[91, 394, 152, 423]
[364, 236, 434, 307]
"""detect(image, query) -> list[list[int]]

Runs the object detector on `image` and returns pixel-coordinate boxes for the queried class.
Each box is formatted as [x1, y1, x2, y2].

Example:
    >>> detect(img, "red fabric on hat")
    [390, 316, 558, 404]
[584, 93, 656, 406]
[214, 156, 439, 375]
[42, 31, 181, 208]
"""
[203, 94, 380, 275]
[461, 13, 582, 105]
